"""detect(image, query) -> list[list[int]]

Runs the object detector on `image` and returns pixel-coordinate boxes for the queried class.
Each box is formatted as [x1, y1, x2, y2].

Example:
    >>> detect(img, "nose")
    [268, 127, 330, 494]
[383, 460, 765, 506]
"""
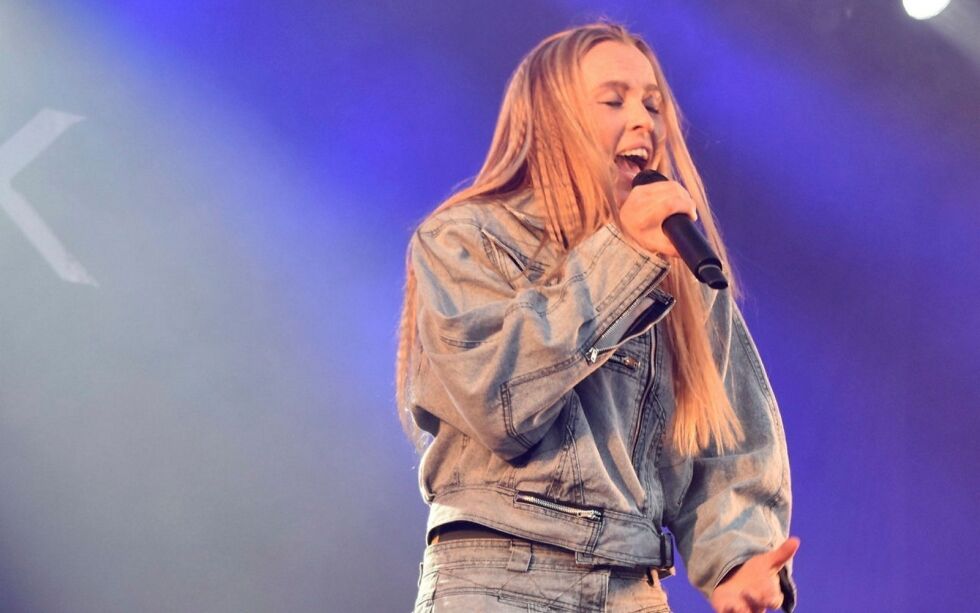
[628, 100, 655, 133]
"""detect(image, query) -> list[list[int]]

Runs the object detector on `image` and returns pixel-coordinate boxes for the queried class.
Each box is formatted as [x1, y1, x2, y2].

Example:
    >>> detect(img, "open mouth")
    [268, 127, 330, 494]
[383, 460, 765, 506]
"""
[616, 154, 646, 174]
[614, 147, 650, 176]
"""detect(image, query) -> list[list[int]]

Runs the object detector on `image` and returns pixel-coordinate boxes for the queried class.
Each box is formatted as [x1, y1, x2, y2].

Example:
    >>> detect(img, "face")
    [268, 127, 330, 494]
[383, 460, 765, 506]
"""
[579, 41, 665, 205]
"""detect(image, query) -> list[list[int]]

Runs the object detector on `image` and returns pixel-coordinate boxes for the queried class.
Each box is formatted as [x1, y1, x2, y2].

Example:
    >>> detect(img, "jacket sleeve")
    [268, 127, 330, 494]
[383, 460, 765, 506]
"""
[409, 212, 670, 461]
[659, 290, 797, 611]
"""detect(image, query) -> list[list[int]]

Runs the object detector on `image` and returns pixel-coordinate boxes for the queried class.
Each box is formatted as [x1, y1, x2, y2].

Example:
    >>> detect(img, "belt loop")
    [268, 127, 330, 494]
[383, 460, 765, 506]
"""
[417, 561, 424, 587]
[506, 540, 532, 573]
[660, 528, 674, 569]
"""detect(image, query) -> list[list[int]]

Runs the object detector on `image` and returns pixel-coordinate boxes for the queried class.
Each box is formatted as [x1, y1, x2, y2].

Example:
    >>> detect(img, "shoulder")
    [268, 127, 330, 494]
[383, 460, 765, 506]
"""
[415, 191, 547, 254]
[411, 191, 559, 289]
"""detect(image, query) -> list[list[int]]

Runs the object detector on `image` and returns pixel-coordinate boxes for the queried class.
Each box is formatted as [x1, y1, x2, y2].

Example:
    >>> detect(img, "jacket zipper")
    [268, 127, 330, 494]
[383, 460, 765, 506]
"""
[585, 266, 670, 365]
[606, 353, 639, 369]
[515, 492, 603, 521]
[630, 325, 657, 457]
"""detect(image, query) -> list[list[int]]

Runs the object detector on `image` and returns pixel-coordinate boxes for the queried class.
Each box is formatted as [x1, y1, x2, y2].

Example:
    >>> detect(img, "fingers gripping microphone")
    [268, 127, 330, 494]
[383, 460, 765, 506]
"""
[631, 169, 728, 290]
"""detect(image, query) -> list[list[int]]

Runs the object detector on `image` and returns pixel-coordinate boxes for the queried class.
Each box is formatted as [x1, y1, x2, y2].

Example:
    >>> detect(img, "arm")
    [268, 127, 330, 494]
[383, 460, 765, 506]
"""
[410, 210, 670, 460]
[659, 291, 797, 611]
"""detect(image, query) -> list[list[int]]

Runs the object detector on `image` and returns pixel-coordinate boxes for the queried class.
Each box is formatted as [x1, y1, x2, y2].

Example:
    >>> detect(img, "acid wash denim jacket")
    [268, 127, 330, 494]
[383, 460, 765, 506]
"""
[407, 191, 796, 611]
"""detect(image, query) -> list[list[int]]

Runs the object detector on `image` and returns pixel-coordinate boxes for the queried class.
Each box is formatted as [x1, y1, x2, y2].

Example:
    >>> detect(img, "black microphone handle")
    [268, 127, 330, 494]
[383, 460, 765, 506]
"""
[661, 215, 728, 289]
[631, 170, 729, 290]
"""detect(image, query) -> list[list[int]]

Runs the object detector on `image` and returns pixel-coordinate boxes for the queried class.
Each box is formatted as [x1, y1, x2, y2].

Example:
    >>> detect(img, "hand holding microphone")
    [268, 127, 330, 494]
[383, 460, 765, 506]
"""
[620, 169, 728, 290]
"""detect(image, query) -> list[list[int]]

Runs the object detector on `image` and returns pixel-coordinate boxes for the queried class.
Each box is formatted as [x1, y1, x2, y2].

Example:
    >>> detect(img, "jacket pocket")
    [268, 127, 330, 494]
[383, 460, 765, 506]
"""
[513, 491, 603, 522]
[496, 393, 584, 503]
[481, 228, 545, 288]
[602, 347, 643, 376]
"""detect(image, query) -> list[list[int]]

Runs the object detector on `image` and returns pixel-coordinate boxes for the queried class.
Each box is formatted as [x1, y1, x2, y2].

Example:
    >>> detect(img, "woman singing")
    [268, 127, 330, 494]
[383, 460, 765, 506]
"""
[396, 22, 798, 613]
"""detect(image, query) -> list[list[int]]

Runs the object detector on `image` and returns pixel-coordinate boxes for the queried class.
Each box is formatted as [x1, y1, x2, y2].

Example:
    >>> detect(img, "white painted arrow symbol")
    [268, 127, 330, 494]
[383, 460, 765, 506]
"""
[0, 108, 96, 286]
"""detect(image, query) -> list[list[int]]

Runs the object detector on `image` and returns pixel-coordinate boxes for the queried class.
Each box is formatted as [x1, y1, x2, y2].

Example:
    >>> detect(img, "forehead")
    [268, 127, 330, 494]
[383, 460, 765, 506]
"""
[580, 40, 658, 92]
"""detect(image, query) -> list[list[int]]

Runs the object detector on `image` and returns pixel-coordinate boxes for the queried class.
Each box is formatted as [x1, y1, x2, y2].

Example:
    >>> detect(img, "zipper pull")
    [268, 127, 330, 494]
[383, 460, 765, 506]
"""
[586, 347, 598, 364]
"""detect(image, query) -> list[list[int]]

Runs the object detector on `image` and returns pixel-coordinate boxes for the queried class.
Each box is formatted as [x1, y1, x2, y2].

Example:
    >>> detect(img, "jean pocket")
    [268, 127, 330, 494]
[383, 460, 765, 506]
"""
[432, 591, 531, 611]
[606, 574, 672, 613]
[413, 566, 437, 613]
[431, 563, 600, 612]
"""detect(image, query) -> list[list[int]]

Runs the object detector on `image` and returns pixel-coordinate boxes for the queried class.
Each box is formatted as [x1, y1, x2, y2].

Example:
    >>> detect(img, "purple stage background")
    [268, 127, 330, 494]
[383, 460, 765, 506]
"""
[1, 1, 977, 611]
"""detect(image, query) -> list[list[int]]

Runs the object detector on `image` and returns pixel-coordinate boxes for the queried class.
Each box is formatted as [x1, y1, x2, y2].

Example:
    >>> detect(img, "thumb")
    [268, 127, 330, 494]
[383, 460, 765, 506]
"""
[766, 536, 800, 570]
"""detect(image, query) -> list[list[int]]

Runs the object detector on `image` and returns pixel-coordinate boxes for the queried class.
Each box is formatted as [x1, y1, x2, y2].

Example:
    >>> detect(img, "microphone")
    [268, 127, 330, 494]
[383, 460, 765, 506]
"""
[631, 169, 728, 290]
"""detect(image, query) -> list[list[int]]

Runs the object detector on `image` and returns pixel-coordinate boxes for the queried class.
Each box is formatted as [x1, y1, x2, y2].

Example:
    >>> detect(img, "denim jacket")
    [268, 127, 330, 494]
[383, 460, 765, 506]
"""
[407, 191, 796, 610]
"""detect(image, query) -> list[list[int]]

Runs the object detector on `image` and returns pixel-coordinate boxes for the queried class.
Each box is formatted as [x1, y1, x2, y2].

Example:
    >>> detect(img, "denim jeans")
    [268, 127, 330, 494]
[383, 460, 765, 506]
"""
[413, 538, 672, 612]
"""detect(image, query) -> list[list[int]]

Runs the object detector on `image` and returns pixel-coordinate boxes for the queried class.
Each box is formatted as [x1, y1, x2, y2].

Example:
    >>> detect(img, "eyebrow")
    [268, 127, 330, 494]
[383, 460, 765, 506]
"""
[593, 80, 661, 94]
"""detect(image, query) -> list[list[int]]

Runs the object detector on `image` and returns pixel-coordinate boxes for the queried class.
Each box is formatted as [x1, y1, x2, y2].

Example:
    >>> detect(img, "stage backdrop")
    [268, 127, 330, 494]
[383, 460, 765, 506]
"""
[1, 1, 977, 611]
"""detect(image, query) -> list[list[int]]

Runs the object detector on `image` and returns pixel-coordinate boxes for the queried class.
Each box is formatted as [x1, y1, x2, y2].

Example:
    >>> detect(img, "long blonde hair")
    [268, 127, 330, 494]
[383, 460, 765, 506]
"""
[396, 22, 743, 457]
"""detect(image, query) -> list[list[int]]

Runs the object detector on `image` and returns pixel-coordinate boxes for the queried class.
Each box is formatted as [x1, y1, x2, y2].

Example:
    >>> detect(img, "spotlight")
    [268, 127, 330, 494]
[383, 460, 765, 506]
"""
[902, 0, 952, 20]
